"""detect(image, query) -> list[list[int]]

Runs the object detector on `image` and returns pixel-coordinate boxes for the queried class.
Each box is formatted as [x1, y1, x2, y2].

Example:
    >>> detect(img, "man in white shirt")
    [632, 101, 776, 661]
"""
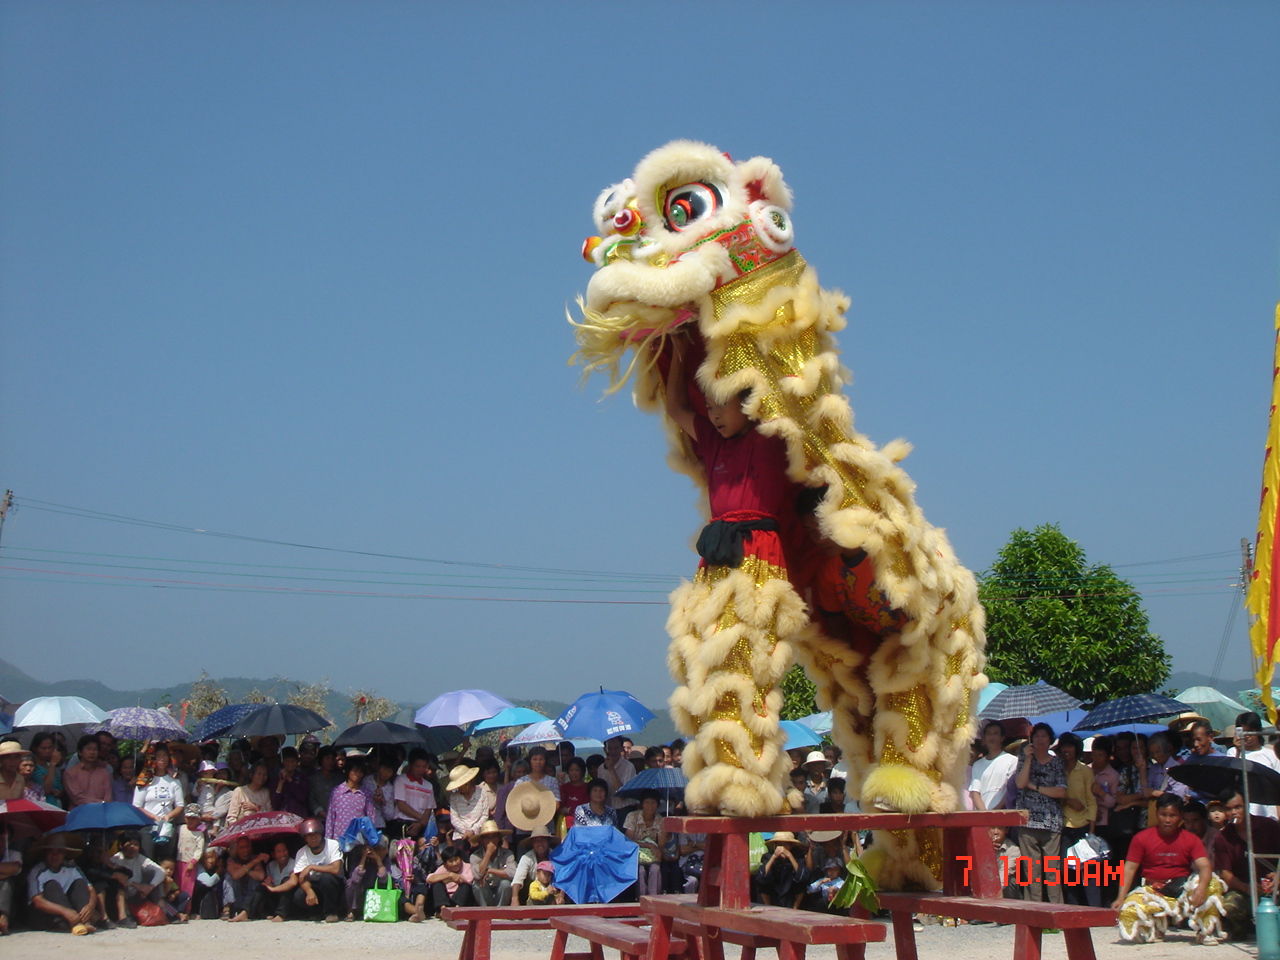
[1228, 712, 1280, 819]
[288, 818, 344, 922]
[109, 832, 166, 907]
[600, 737, 636, 811]
[969, 721, 1019, 810]
[393, 749, 437, 839]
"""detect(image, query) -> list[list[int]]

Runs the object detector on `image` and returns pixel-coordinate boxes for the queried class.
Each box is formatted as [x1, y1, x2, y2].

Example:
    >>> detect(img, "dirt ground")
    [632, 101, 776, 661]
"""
[0, 918, 1257, 960]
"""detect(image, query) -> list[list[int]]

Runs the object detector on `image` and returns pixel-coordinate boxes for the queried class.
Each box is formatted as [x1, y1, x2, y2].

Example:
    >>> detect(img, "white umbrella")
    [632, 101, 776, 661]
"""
[508, 719, 603, 754]
[14, 695, 108, 728]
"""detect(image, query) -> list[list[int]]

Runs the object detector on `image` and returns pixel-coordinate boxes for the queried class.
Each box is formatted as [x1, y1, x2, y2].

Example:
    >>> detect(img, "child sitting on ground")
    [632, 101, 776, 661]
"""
[526, 861, 564, 905]
[158, 859, 188, 922]
[807, 858, 845, 904]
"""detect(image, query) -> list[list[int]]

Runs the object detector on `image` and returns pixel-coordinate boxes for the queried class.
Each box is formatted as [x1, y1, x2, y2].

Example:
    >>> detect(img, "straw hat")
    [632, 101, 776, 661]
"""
[1003, 738, 1028, 755]
[764, 831, 806, 848]
[446, 764, 479, 792]
[808, 829, 843, 843]
[518, 825, 558, 852]
[1167, 712, 1211, 733]
[506, 781, 559, 832]
[474, 819, 512, 843]
[0, 741, 31, 758]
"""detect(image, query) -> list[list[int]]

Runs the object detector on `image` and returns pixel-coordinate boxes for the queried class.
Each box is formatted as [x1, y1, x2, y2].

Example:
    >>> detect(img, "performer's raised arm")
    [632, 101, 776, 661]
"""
[663, 336, 697, 440]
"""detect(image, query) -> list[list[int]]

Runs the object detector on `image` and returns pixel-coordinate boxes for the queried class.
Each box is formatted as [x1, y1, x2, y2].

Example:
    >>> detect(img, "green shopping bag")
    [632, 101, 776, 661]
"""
[363, 876, 401, 922]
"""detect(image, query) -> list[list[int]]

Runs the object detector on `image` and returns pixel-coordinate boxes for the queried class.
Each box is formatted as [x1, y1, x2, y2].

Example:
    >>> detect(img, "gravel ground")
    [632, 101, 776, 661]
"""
[0, 917, 1258, 960]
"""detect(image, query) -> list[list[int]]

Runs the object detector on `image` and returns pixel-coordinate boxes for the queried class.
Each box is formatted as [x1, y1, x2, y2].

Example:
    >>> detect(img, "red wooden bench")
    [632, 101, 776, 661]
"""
[551, 915, 694, 960]
[643, 893, 886, 960]
[441, 902, 646, 960]
[879, 893, 1116, 960]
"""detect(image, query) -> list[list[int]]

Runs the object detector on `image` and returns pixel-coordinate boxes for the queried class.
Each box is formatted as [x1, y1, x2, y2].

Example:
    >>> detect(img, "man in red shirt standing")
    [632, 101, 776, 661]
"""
[1113, 795, 1226, 944]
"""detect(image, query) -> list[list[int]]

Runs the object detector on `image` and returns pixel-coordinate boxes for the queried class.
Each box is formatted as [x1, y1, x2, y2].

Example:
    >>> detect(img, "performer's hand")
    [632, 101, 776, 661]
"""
[1111, 897, 1125, 912]
[1189, 887, 1206, 909]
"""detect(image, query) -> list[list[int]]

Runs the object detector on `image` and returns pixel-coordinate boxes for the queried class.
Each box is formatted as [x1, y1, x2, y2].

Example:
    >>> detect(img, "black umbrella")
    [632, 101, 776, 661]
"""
[225, 704, 330, 739]
[415, 724, 466, 754]
[1168, 754, 1280, 805]
[334, 720, 427, 748]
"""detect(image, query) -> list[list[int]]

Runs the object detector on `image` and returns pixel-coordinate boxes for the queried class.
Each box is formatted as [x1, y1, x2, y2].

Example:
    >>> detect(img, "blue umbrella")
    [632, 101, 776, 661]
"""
[195, 703, 262, 741]
[50, 801, 152, 833]
[797, 711, 833, 735]
[977, 683, 1082, 721]
[781, 720, 822, 750]
[472, 706, 550, 732]
[554, 690, 654, 741]
[1074, 693, 1191, 731]
[617, 767, 687, 799]
[551, 826, 637, 903]
[415, 689, 514, 728]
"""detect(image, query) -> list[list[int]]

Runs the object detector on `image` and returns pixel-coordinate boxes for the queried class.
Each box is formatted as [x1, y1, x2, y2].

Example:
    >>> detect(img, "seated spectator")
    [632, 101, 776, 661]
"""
[261, 841, 296, 922]
[308, 746, 342, 819]
[511, 826, 556, 905]
[557, 741, 577, 780]
[133, 746, 185, 861]
[29, 732, 67, 808]
[191, 847, 225, 920]
[469, 820, 515, 906]
[755, 832, 810, 908]
[426, 844, 475, 916]
[447, 762, 492, 844]
[227, 761, 272, 828]
[79, 839, 131, 926]
[403, 834, 442, 922]
[1182, 800, 1219, 853]
[560, 758, 590, 826]
[527, 861, 564, 905]
[820, 776, 849, 814]
[28, 836, 104, 933]
[392, 749, 437, 840]
[0, 740, 29, 801]
[517, 748, 561, 798]
[344, 837, 401, 921]
[1113, 794, 1226, 944]
[643, 746, 665, 770]
[111, 830, 167, 917]
[574, 779, 617, 828]
[671, 740, 686, 769]
[226, 746, 249, 785]
[272, 747, 310, 818]
[988, 825, 1022, 899]
[494, 759, 528, 834]
[678, 832, 706, 894]
[0, 830, 21, 933]
[65, 734, 112, 807]
[624, 792, 665, 897]
[785, 768, 807, 813]
[223, 836, 267, 921]
[158, 858, 188, 921]
[807, 857, 845, 906]
[1211, 790, 1280, 939]
[96, 731, 119, 770]
[326, 758, 376, 841]
[291, 818, 345, 922]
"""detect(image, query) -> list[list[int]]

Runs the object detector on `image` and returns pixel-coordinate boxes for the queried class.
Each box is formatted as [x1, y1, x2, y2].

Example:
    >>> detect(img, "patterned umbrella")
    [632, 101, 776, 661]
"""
[414, 689, 514, 728]
[554, 690, 654, 741]
[0, 797, 67, 837]
[225, 704, 331, 738]
[506, 719, 603, 753]
[210, 810, 304, 848]
[195, 703, 262, 741]
[94, 707, 187, 742]
[1074, 693, 1190, 731]
[977, 683, 1082, 721]
[14, 696, 107, 728]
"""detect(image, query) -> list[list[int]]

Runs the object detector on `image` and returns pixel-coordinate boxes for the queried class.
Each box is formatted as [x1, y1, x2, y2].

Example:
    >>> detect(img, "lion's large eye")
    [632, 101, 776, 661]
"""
[663, 181, 724, 232]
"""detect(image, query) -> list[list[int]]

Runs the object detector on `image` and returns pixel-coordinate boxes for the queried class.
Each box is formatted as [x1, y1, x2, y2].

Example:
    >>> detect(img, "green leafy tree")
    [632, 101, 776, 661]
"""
[979, 524, 1170, 702]
[781, 664, 818, 720]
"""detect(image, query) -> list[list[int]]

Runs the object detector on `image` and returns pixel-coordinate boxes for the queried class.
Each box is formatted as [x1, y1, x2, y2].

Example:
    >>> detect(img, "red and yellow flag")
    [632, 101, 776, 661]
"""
[1247, 304, 1280, 725]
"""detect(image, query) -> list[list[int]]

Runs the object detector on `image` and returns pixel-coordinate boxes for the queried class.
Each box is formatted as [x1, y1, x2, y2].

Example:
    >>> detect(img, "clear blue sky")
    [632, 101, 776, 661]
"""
[2, 2, 1277, 710]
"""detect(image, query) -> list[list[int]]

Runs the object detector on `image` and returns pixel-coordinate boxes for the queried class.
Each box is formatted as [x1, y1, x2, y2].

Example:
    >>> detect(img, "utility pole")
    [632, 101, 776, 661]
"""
[1243, 537, 1256, 675]
[0, 490, 12, 549]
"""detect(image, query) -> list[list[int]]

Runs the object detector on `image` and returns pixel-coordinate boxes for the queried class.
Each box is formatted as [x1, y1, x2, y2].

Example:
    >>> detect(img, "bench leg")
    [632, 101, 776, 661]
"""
[473, 919, 493, 960]
[552, 929, 569, 960]
[890, 911, 918, 960]
[777, 943, 805, 960]
[1062, 929, 1097, 960]
[459, 923, 476, 960]
[741, 946, 756, 960]
[720, 833, 751, 910]
[701, 930, 725, 960]
[648, 913, 675, 960]
[1012, 926, 1042, 960]
[835, 945, 866, 960]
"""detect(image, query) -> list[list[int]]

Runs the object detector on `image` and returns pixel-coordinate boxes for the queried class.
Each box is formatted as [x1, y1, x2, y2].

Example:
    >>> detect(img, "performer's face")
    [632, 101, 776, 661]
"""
[707, 397, 749, 438]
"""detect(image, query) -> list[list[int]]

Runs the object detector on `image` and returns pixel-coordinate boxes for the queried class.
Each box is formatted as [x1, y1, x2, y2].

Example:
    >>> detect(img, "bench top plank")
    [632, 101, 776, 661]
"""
[662, 812, 1026, 834]
[879, 893, 1116, 928]
[552, 916, 689, 955]
[642, 895, 887, 945]
[442, 903, 644, 922]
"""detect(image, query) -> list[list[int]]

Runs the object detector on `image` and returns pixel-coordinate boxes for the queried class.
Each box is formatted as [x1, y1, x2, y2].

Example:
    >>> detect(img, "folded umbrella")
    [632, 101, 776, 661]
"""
[1074, 693, 1191, 731]
[1168, 755, 1280, 806]
[554, 689, 654, 741]
[415, 689, 514, 728]
[94, 706, 187, 742]
[50, 801, 152, 833]
[977, 683, 1082, 722]
[225, 704, 330, 739]
[551, 825, 637, 904]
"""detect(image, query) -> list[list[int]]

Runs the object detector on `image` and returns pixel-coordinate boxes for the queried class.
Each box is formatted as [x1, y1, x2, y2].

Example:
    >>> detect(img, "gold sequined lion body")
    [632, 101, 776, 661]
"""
[571, 141, 986, 889]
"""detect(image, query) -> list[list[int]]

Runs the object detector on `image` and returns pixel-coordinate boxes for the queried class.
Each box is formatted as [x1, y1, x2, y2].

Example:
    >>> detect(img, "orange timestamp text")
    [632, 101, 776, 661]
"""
[956, 855, 1124, 887]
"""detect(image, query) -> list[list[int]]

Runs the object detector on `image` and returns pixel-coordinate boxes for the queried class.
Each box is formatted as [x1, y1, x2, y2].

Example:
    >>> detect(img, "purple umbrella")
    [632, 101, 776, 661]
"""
[93, 707, 187, 742]
[414, 689, 513, 728]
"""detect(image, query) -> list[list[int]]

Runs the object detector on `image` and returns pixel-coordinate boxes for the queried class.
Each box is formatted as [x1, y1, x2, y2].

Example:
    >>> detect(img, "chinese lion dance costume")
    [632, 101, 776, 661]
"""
[570, 141, 986, 888]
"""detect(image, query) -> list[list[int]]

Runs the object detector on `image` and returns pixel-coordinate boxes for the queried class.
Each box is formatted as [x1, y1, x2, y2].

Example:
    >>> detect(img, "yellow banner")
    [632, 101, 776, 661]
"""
[1246, 304, 1280, 725]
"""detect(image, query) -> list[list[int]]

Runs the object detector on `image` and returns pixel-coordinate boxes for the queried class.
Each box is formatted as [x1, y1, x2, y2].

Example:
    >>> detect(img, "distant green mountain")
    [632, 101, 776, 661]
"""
[0, 657, 680, 745]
